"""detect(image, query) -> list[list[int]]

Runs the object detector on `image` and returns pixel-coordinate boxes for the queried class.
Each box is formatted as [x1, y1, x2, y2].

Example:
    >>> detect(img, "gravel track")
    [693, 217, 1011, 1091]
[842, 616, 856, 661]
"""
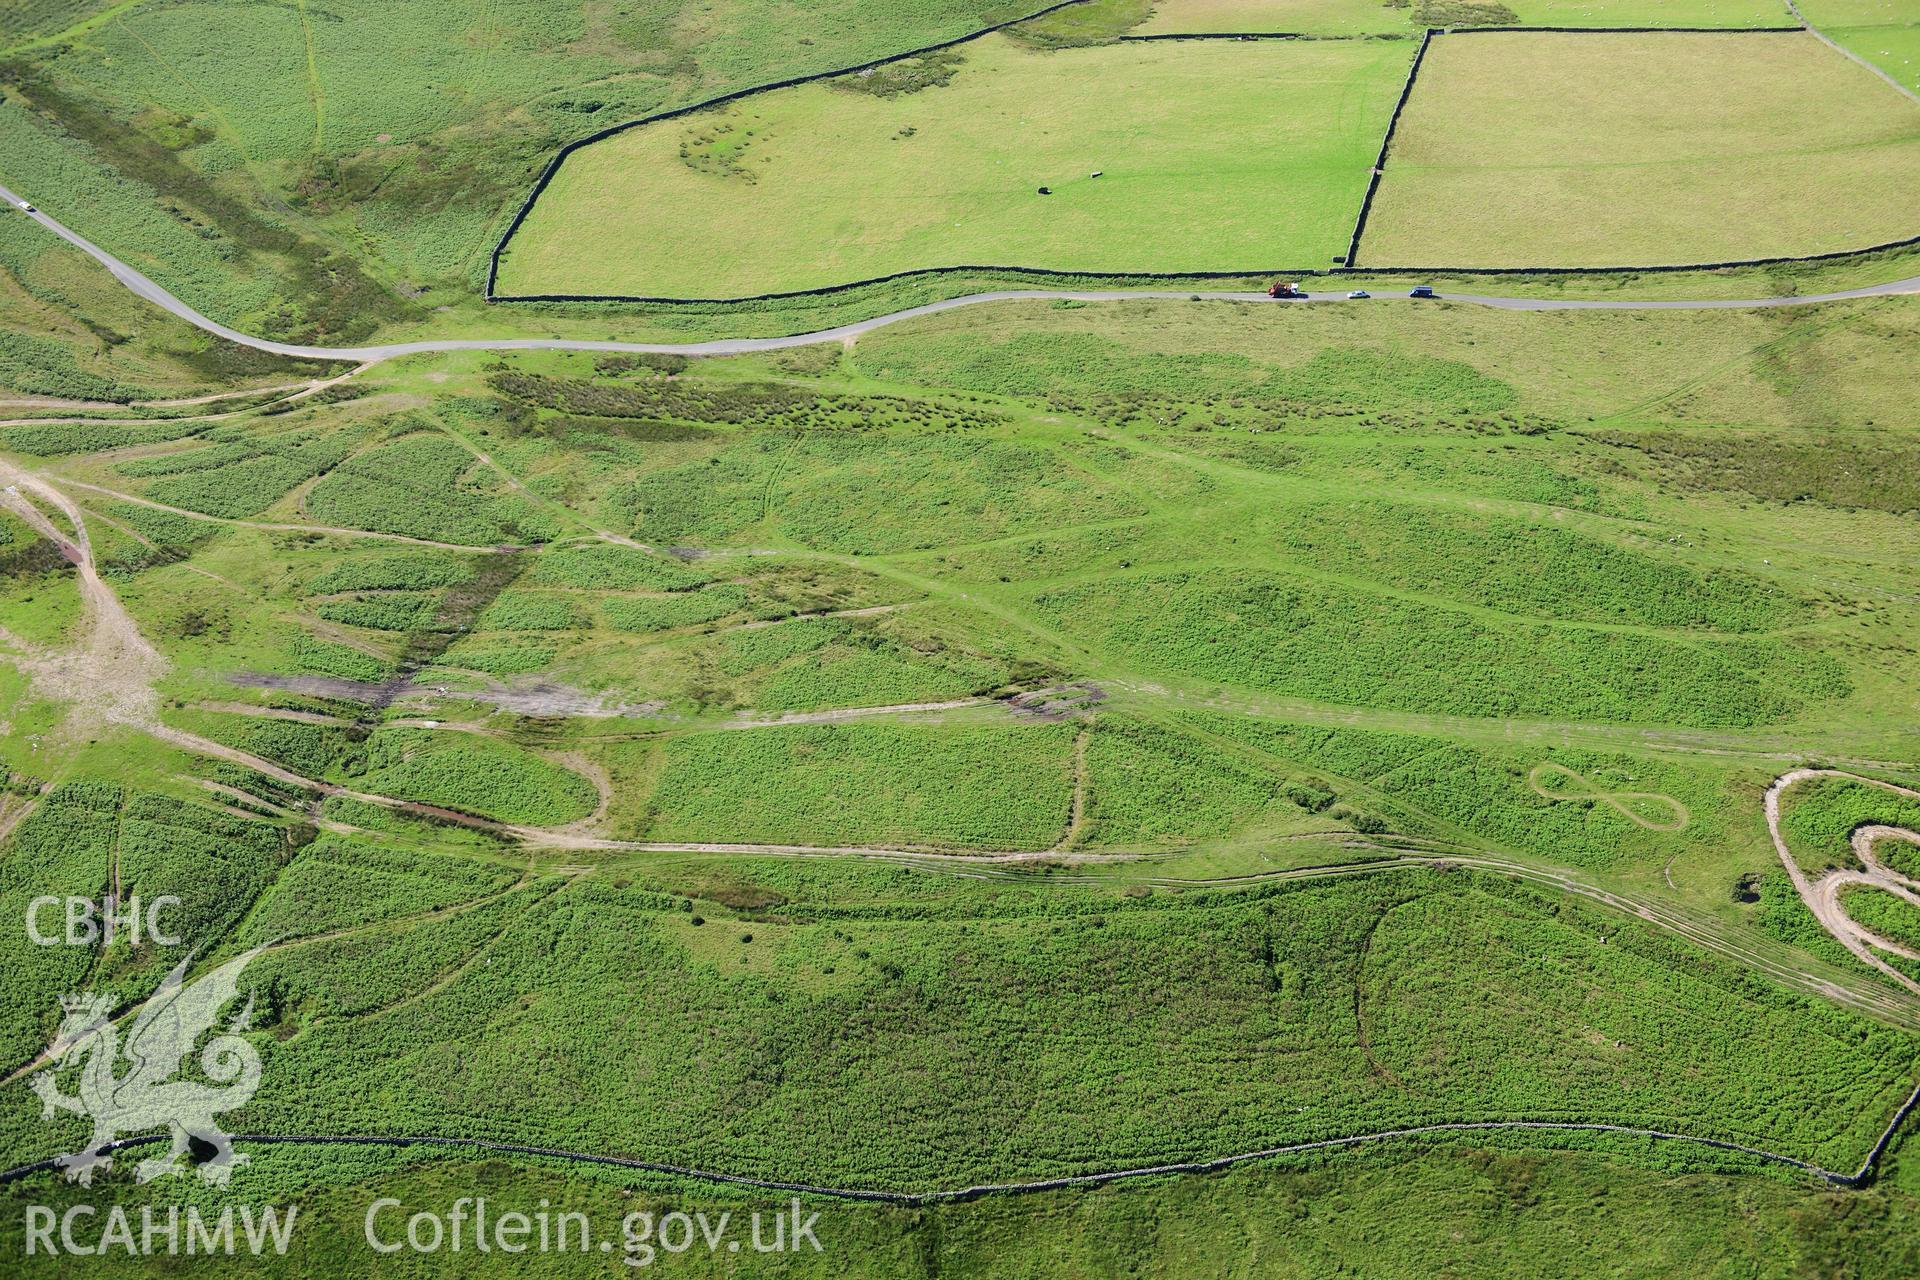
[1769, 769, 1920, 993]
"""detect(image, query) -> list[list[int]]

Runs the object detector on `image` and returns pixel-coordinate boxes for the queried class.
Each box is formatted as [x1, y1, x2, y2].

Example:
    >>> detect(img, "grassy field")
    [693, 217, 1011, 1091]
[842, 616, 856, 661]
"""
[1136, 0, 1412, 34]
[6, 8, 1920, 1268]
[1362, 31, 1920, 268]
[496, 34, 1409, 297]
[5, 858, 1915, 1188]
[1799, 0, 1920, 96]
[0, 0, 1040, 337]
[7, 293, 1918, 867]
[6, 283, 1920, 1272]
[0, 212, 339, 401]
[2, 0, 1918, 349]
[9, 1137, 1920, 1277]
[1136, 0, 1794, 34]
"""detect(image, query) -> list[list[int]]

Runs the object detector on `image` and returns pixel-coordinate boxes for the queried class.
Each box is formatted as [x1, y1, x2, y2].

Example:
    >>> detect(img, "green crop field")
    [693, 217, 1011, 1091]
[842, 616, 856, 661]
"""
[1362, 30, 1920, 267]
[495, 34, 1410, 297]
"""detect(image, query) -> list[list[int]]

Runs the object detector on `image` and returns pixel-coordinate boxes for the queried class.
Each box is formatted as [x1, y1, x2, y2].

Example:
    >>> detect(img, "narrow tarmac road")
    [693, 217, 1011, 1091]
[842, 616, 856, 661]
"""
[5, 181, 1920, 364]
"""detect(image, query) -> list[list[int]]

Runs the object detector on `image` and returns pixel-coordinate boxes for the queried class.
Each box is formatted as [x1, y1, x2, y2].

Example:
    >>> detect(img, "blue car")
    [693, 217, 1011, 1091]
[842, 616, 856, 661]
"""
[1409, 285, 1436, 299]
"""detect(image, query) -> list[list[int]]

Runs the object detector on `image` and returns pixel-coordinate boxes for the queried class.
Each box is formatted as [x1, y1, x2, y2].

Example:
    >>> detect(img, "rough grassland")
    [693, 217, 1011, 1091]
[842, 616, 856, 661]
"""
[1362, 32, 1920, 268]
[1137, 0, 1792, 33]
[8, 301, 1920, 1276]
[8, 1145, 1920, 1279]
[0, 0, 1029, 338]
[0, 0, 114, 46]
[0, 224, 332, 400]
[497, 34, 1409, 297]
[644, 721, 1076, 847]
[7, 865, 1908, 1191]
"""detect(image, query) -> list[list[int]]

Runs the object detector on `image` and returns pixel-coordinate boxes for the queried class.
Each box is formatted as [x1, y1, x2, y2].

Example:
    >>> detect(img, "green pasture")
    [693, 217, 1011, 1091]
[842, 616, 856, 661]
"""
[5, 858, 1914, 1190]
[0, 0, 1033, 337]
[1363, 31, 1920, 267]
[496, 34, 1409, 297]
[8, 293, 1916, 897]
[1828, 21, 1920, 95]
[2, 0, 1920, 353]
[6, 286, 1920, 1275]
[1136, 0, 1411, 34]
[1137, 0, 1794, 34]
[647, 720, 1076, 847]
[7, 1140, 1920, 1279]
[1799, 0, 1920, 95]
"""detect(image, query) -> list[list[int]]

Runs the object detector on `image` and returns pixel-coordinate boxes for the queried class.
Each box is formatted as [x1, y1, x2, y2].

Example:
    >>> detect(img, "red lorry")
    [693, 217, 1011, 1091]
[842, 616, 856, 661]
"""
[1267, 280, 1306, 299]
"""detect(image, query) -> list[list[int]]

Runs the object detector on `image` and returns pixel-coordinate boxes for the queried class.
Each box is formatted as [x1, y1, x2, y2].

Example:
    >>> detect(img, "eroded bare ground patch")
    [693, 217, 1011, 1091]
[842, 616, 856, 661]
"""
[226, 671, 668, 719]
[1008, 681, 1106, 720]
[0, 460, 167, 740]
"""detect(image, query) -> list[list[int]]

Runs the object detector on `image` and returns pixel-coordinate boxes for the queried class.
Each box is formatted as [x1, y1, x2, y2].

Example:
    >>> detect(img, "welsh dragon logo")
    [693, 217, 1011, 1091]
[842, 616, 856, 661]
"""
[30, 946, 267, 1186]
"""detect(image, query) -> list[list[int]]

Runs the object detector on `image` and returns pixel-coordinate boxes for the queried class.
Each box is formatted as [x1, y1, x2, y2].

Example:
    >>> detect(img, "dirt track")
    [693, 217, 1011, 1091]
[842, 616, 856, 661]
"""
[0, 367, 362, 431]
[1767, 769, 1920, 994]
[0, 460, 166, 739]
[1527, 762, 1689, 832]
[58, 478, 522, 552]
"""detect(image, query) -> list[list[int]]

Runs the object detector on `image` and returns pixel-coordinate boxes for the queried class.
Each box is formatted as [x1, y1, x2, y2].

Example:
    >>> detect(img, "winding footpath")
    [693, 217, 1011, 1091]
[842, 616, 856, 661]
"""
[6, 182, 1920, 364]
